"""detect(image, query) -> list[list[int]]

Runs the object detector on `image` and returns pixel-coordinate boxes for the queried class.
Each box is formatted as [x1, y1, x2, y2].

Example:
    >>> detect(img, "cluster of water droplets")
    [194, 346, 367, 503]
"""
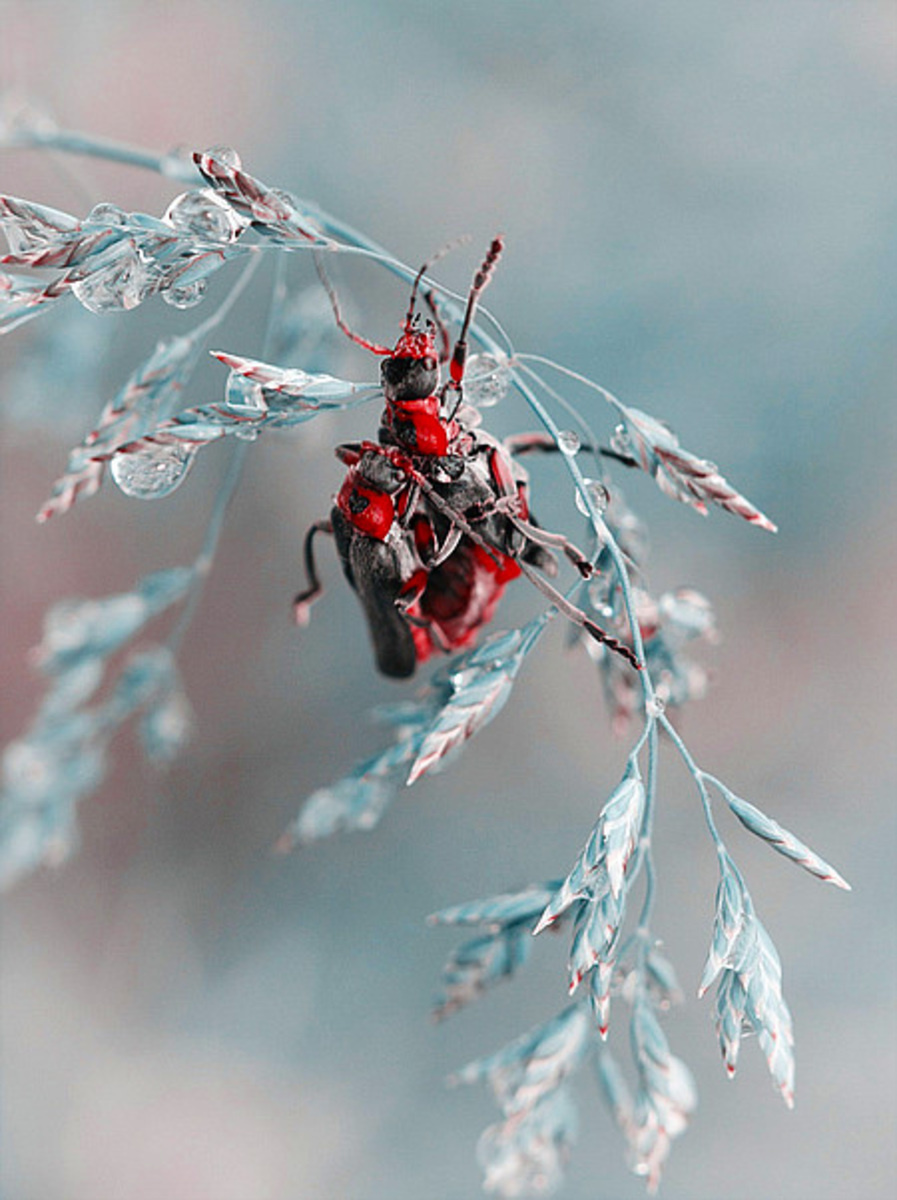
[658, 588, 716, 641]
[71, 204, 160, 314]
[70, 247, 157, 313]
[1, 222, 39, 258]
[84, 202, 128, 227]
[139, 686, 194, 763]
[159, 184, 247, 310]
[645, 694, 666, 718]
[225, 371, 266, 411]
[587, 575, 616, 621]
[110, 442, 197, 500]
[161, 278, 207, 310]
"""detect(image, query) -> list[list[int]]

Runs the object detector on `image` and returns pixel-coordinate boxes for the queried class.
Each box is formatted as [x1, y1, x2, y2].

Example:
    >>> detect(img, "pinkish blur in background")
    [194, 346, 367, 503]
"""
[2, 2, 896, 1197]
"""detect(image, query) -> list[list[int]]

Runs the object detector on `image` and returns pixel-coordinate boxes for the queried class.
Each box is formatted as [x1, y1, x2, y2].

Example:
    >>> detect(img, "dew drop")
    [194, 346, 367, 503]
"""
[225, 373, 266, 408]
[610, 423, 633, 457]
[85, 202, 128, 226]
[588, 582, 613, 613]
[162, 278, 207, 309]
[110, 442, 196, 499]
[646, 695, 666, 718]
[4, 740, 53, 791]
[575, 478, 610, 517]
[465, 353, 510, 408]
[1, 224, 34, 256]
[557, 430, 580, 456]
[163, 188, 244, 244]
[41, 600, 97, 657]
[71, 244, 156, 313]
[140, 691, 194, 764]
[268, 187, 300, 211]
[450, 668, 478, 691]
[205, 144, 242, 169]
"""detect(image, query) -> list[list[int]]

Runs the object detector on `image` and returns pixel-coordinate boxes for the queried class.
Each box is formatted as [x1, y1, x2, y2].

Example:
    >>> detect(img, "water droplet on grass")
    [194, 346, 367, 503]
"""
[110, 443, 196, 499]
[163, 188, 244, 244]
[575, 478, 610, 516]
[557, 430, 580, 456]
[206, 145, 242, 170]
[465, 354, 510, 408]
[85, 202, 128, 226]
[610, 424, 633, 457]
[71, 244, 156, 313]
[162, 278, 207, 309]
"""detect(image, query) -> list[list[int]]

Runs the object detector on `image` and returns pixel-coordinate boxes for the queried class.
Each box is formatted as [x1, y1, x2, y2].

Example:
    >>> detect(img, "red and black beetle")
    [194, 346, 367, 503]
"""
[294, 238, 639, 677]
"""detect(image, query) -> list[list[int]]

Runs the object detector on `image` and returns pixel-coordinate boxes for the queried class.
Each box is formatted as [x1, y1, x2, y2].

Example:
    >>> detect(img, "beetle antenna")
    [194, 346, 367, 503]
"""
[449, 235, 504, 387]
[314, 252, 392, 355]
[403, 234, 473, 335]
[423, 291, 451, 363]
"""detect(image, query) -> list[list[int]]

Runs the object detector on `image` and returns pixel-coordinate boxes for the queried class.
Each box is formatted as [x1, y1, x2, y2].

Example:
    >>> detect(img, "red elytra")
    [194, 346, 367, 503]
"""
[335, 474, 395, 541]
[383, 396, 458, 457]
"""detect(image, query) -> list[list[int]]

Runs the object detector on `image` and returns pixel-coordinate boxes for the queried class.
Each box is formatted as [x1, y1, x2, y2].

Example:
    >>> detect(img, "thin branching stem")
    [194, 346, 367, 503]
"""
[168, 254, 280, 652]
[515, 360, 609, 483]
[191, 251, 262, 339]
[635, 717, 660, 942]
[2, 124, 201, 182]
[515, 352, 632, 422]
[658, 711, 729, 864]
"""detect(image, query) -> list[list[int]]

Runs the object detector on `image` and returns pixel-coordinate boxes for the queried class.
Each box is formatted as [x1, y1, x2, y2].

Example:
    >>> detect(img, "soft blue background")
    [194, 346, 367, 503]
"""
[2, 2, 895, 1197]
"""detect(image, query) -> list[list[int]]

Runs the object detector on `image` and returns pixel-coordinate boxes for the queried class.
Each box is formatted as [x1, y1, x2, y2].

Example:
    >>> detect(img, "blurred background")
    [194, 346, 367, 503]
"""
[2, 1, 896, 1197]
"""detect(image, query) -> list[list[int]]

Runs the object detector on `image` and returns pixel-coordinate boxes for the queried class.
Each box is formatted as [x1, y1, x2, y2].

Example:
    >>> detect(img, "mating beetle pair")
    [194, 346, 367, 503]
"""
[294, 237, 640, 677]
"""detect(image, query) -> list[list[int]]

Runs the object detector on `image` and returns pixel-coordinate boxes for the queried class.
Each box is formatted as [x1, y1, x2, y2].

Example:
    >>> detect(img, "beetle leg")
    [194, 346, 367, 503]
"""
[516, 560, 641, 670]
[503, 512, 594, 578]
[293, 519, 333, 626]
[410, 471, 507, 570]
[428, 523, 465, 569]
[314, 253, 392, 355]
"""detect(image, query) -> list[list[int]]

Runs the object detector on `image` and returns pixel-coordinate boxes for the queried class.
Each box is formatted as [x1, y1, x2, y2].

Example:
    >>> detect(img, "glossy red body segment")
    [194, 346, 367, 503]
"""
[336, 474, 395, 540]
[335, 444, 362, 466]
[411, 513, 435, 556]
[384, 397, 455, 456]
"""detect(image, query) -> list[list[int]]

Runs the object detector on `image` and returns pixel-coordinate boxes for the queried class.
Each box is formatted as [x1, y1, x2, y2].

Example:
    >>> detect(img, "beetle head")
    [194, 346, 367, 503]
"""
[381, 318, 439, 400]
